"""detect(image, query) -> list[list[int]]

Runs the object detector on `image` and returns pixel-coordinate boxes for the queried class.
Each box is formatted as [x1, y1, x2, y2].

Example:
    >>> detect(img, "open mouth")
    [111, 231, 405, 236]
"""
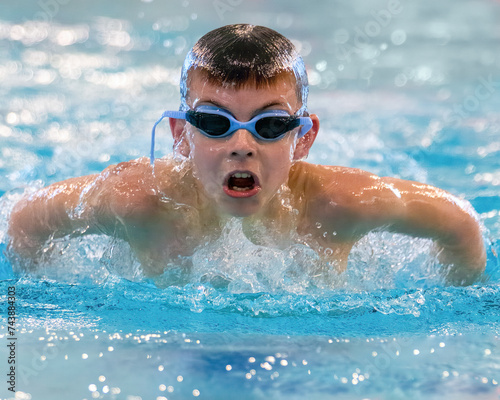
[223, 171, 261, 198]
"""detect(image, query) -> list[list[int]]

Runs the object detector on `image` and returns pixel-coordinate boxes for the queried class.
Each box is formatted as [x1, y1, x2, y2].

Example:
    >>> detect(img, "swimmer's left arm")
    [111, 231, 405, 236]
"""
[312, 167, 486, 285]
[381, 176, 486, 284]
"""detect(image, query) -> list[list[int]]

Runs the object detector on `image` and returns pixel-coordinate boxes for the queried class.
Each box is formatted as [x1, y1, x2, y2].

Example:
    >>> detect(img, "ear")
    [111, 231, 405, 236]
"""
[293, 114, 319, 160]
[169, 117, 190, 157]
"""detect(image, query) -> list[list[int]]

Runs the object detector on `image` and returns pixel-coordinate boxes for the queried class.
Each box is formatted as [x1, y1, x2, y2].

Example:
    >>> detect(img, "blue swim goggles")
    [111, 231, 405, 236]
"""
[150, 106, 313, 165]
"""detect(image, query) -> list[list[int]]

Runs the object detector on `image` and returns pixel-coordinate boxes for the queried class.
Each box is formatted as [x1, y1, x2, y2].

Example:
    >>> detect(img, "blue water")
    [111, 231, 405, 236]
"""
[1, 0, 500, 399]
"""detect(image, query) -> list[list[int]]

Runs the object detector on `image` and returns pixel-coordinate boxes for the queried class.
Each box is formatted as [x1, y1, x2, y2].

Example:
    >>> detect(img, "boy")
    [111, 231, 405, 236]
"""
[8, 24, 486, 285]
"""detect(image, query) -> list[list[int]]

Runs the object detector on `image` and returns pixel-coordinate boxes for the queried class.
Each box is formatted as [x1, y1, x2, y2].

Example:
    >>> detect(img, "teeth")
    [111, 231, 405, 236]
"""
[233, 173, 251, 178]
[232, 186, 251, 191]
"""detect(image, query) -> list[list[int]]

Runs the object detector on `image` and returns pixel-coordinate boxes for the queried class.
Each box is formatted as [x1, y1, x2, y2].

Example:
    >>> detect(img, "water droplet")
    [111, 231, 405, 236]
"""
[391, 29, 407, 46]
[316, 60, 327, 71]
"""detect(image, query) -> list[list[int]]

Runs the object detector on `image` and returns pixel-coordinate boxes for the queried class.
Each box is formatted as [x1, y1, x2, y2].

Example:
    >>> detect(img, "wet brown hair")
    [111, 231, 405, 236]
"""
[179, 24, 309, 114]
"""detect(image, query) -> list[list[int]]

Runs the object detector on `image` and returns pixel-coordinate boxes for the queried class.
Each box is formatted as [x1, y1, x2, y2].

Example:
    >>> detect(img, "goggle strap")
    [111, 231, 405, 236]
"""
[297, 117, 313, 138]
[150, 111, 186, 166]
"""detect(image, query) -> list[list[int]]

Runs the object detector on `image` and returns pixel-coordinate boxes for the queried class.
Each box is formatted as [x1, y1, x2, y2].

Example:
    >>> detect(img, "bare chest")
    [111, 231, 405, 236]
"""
[126, 206, 354, 278]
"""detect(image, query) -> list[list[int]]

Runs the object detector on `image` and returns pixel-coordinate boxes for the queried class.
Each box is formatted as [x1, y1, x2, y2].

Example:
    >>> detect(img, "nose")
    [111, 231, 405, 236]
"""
[228, 129, 257, 158]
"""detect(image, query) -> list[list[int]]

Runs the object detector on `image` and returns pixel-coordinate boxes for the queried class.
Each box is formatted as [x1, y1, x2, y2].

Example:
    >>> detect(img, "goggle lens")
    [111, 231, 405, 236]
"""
[255, 116, 299, 139]
[187, 112, 230, 137]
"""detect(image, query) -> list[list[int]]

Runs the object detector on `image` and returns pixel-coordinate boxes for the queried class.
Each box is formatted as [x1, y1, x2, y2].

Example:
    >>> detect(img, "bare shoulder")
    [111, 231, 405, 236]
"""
[289, 161, 382, 199]
[289, 161, 408, 238]
[98, 157, 156, 185]
[86, 156, 196, 219]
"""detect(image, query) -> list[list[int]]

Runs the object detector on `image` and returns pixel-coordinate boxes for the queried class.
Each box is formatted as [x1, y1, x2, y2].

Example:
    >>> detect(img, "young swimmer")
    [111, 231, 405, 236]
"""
[8, 24, 486, 286]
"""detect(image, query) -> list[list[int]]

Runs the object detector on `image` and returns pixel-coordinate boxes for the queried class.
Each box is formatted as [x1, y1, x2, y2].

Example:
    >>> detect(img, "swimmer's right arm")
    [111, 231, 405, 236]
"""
[7, 174, 100, 258]
[8, 159, 160, 259]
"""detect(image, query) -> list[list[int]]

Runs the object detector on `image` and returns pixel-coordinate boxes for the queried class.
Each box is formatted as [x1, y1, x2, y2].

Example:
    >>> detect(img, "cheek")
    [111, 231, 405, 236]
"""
[187, 132, 209, 162]
[265, 140, 296, 179]
[188, 135, 225, 177]
[274, 137, 297, 165]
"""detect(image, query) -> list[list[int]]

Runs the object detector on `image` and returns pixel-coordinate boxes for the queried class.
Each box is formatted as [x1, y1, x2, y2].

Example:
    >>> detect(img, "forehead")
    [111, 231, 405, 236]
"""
[186, 71, 300, 111]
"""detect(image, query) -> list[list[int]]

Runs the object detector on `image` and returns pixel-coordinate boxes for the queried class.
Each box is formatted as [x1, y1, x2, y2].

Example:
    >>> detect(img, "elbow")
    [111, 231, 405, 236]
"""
[437, 223, 487, 286]
[7, 204, 43, 259]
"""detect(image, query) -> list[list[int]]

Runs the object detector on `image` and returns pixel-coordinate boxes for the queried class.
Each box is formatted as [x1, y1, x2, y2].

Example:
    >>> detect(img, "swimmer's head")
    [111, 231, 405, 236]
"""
[179, 24, 309, 115]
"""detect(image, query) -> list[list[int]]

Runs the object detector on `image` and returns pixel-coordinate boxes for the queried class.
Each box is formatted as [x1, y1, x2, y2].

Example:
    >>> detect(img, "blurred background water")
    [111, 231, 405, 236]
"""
[0, 0, 500, 399]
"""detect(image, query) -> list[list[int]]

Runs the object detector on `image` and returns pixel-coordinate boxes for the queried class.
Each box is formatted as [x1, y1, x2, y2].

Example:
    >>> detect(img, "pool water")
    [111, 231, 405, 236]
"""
[1, 0, 500, 399]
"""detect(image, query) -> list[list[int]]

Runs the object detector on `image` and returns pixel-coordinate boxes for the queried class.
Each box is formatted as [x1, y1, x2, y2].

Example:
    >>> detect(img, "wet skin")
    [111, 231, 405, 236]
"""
[8, 76, 486, 285]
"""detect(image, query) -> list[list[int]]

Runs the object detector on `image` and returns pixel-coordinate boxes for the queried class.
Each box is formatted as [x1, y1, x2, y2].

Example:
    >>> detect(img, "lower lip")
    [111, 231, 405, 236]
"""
[223, 185, 261, 198]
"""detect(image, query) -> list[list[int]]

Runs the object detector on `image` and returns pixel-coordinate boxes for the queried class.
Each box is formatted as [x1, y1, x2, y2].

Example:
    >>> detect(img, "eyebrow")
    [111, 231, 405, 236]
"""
[260, 100, 290, 110]
[199, 99, 291, 117]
